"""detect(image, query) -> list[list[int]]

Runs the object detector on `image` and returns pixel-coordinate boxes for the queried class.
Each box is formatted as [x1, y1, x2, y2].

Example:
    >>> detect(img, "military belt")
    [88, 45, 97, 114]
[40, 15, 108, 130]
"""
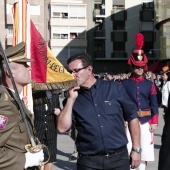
[137, 110, 151, 117]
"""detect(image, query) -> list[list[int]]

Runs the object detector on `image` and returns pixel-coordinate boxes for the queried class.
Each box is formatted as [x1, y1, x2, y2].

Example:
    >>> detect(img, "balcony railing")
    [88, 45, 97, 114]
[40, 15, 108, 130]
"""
[94, 51, 105, 58]
[111, 31, 127, 42]
[111, 52, 127, 58]
[94, 0, 102, 3]
[94, 30, 105, 37]
[93, 9, 105, 17]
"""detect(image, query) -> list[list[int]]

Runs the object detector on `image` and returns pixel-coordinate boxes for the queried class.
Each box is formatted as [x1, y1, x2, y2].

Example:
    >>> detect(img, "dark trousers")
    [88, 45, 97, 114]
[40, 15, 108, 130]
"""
[158, 113, 170, 170]
[77, 147, 130, 170]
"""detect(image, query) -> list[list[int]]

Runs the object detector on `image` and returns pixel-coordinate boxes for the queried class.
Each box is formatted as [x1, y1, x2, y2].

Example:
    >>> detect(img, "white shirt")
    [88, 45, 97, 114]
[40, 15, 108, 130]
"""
[162, 81, 170, 107]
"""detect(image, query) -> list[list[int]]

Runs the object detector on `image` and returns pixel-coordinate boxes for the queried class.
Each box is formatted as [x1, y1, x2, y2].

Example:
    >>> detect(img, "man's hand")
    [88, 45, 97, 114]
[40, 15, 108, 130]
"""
[57, 86, 80, 133]
[149, 124, 157, 132]
[130, 151, 141, 169]
[54, 108, 61, 116]
[68, 86, 80, 100]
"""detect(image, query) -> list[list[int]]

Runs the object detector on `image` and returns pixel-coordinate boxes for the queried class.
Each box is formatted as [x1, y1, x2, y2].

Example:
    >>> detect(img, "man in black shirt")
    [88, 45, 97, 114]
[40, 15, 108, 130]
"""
[57, 53, 141, 170]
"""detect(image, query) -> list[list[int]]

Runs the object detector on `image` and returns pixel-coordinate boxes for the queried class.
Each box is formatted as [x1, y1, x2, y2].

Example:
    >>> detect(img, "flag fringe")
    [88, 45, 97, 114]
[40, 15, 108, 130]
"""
[32, 79, 78, 91]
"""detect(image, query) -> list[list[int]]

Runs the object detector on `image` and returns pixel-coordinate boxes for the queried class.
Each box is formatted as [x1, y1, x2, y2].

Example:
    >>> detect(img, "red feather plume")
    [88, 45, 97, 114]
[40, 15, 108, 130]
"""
[135, 33, 144, 50]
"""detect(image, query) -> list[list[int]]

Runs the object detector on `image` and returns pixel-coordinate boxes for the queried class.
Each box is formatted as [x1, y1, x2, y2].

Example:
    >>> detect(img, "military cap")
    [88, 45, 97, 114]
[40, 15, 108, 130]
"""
[128, 33, 148, 67]
[0, 42, 33, 63]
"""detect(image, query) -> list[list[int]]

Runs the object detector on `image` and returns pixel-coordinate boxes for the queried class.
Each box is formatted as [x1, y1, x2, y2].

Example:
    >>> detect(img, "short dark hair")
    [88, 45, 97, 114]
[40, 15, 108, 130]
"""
[67, 53, 93, 67]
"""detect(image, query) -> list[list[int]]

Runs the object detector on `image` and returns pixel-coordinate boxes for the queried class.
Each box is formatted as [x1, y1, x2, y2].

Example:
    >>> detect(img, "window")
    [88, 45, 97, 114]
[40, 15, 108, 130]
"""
[7, 26, 13, 37]
[51, 5, 86, 19]
[52, 33, 68, 39]
[51, 26, 68, 39]
[113, 42, 125, 51]
[140, 10, 154, 22]
[142, 42, 153, 53]
[113, 21, 125, 30]
[95, 23, 103, 30]
[94, 40, 105, 58]
[51, 5, 68, 18]
[70, 26, 86, 39]
[141, 31, 155, 42]
[142, 2, 154, 10]
[112, 5, 125, 10]
[53, 33, 60, 39]
[61, 34, 68, 39]
[30, 5, 40, 15]
[111, 32, 127, 42]
[53, 12, 61, 18]
[69, 6, 86, 19]
[6, 4, 13, 15]
[94, 40, 105, 51]
[51, 26, 86, 39]
[112, 10, 127, 21]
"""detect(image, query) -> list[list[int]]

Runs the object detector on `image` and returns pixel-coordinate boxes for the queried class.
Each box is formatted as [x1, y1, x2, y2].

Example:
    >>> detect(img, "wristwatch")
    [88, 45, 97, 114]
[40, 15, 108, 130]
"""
[132, 148, 142, 154]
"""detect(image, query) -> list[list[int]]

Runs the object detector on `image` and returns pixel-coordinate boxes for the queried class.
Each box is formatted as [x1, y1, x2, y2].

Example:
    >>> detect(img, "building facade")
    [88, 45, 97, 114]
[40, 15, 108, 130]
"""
[92, 0, 160, 73]
[1, 0, 49, 48]
[49, 0, 88, 67]
[1, 0, 160, 74]
[154, 0, 170, 59]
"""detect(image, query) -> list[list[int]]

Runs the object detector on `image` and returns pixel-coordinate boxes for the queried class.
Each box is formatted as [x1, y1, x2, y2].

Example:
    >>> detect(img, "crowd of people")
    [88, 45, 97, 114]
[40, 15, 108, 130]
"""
[1, 32, 170, 170]
[94, 70, 165, 107]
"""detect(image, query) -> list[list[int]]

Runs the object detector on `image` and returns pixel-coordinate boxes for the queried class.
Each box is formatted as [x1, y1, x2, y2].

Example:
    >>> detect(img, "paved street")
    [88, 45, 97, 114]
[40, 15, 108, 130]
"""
[53, 107, 164, 170]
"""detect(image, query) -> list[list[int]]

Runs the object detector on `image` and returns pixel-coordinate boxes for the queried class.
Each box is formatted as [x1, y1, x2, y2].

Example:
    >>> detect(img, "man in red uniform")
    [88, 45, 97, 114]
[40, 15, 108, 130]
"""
[122, 33, 159, 170]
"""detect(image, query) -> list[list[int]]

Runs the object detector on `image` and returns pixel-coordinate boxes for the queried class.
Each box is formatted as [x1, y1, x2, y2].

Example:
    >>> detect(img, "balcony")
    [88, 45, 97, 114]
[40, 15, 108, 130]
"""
[93, 9, 105, 18]
[111, 31, 127, 42]
[111, 10, 127, 21]
[94, 51, 105, 58]
[140, 10, 154, 22]
[94, 30, 105, 39]
[141, 31, 155, 42]
[111, 52, 127, 58]
[94, 0, 102, 3]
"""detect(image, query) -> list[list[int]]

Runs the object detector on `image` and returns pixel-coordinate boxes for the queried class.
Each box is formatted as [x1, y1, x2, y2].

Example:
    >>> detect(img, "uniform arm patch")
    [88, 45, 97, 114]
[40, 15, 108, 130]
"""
[0, 115, 8, 129]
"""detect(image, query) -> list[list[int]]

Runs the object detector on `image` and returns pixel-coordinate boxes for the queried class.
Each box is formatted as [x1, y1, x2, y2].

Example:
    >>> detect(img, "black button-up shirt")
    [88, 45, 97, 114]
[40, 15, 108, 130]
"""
[64, 79, 138, 155]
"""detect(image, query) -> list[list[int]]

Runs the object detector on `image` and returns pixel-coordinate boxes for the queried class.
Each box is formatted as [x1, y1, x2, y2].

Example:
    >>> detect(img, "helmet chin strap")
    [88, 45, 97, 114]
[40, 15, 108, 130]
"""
[134, 74, 143, 78]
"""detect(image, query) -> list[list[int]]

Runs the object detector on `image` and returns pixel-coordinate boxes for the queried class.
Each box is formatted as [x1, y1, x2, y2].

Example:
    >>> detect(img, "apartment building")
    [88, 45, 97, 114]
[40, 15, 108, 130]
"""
[49, 0, 88, 67]
[1, 0, 159, 73]
[1, 0, 49, 48]
[154, 0, 170, 59]
[1, 0, 88, 69]
[92, 0, 159, 73]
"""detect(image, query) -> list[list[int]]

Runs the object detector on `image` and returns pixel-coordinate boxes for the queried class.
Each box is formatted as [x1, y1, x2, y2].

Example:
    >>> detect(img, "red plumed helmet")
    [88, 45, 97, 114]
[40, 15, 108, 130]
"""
[128, 33, 148, 68]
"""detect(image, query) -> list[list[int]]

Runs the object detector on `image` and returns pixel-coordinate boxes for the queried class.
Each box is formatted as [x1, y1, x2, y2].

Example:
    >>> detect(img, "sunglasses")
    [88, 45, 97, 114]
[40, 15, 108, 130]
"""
[68, 65, 89, 74]
[134, 66, 145, 69]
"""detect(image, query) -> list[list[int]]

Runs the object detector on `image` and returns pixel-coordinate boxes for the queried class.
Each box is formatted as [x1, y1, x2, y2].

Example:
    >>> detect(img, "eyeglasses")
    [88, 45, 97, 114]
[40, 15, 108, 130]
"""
[68, 65, 89, 74]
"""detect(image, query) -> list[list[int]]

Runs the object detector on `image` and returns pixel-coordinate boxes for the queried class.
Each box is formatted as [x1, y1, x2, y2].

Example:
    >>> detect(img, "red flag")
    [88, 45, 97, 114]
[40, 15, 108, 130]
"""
[12, 0, 77, 91]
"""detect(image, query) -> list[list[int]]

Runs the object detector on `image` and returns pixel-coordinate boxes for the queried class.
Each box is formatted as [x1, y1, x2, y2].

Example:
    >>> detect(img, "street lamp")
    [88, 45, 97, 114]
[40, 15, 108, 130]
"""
[149, 49, 161, 54]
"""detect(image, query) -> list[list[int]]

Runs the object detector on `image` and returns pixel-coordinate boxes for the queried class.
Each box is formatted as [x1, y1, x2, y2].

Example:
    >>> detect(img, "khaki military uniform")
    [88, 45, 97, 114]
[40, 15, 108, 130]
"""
[0, 85, 35, 170]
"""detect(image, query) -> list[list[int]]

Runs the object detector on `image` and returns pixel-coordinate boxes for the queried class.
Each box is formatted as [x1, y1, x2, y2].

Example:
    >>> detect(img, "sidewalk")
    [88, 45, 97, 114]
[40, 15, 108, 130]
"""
[54, 107, 164, 170]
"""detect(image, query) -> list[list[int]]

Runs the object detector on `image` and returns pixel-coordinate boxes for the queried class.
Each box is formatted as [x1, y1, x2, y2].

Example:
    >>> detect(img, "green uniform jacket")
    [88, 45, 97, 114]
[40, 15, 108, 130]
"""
[0, 86, 34, 170]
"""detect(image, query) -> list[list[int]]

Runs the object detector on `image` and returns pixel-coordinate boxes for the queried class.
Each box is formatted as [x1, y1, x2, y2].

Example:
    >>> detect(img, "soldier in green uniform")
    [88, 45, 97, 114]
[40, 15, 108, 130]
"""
[0, 42, 44, 170]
